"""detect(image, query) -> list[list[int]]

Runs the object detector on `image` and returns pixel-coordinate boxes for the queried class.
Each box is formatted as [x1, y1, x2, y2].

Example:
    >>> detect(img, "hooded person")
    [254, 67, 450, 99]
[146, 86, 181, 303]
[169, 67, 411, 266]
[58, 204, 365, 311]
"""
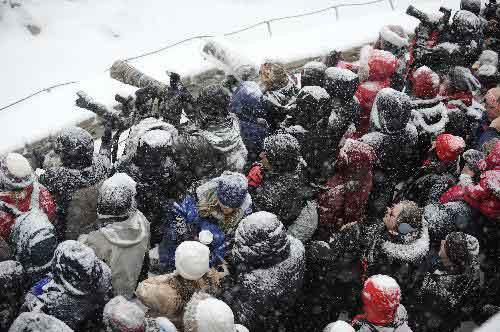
[352, 275, 412, 332]
[117, 128, 180, 246]
[136, 241, 228, 330]
[360, 88, 419, 219]
[259, 61, 300, 130]
[247, 134, 318, 242]
[397, 133, 465, 207]
[284, 85, 333, 179]
[374, 25, 410, 91]
[355, 47, 399, 136]
[8, 312, 73, 332]
[230, 80, 268, 161]
[40, 126, 112, 240]
[79, 173, 150, 299]
[412, 232, 480, 331]
[103, 296, 146, 332]
[160, 171, 252, 272]
[0, 153, 56, 240]
[301, 61, 327, 88]
[9, 210, 58, 285]
[227, 211, 305, 331]
[183, 292, 248, 332]
[440, 66, 481, 110]
[175, 84, 248, 180]
[323, 67, 361, 149]
[473, 50, 499, 94]
[317, 139, 376, 239]
[22, 240, 112, 330]
[0, 260, 25, 330]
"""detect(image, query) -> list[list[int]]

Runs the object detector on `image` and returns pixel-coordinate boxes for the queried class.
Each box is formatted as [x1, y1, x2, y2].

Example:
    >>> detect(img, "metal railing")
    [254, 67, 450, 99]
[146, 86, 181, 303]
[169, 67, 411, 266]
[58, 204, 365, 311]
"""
[0, 0, 394, 112]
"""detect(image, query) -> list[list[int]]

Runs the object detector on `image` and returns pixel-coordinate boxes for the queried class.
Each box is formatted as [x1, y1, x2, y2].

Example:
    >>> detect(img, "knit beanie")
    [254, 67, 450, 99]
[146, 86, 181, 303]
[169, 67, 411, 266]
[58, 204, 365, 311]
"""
[103, 296, 145, 332]
[412, 66, 440, 99]
[263, 133, 301, 172]
[445, 232, 479, 268]
[196, 297, 235, 332]
[175, 241, 210, 281]
[362, 275, 401, 326]
[0, 153, 34, 190]
[462, 149, 485, 174]
[97, 173, 137, 218]
[301, 61, 327, 87]
[216, 171, 249, 209]
[435, 134, 466, 162]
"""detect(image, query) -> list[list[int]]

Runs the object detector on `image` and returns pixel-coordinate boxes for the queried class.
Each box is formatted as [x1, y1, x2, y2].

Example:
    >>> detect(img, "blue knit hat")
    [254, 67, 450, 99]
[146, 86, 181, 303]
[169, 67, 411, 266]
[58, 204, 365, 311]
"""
[216, 171, 249, 209]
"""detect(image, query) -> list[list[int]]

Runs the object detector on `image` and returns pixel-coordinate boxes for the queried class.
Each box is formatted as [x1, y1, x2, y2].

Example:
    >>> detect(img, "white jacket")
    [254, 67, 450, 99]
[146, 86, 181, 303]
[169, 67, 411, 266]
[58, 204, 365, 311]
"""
[80, 211, 150, 298]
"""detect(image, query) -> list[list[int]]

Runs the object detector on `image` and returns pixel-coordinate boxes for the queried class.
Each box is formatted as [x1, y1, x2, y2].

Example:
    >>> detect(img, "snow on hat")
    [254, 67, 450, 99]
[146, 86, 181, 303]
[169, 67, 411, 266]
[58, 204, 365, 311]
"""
[362, 275, 401, 326]
[461, 0, 481, 15]
[378, 25, 409, 48]
[98, 173, 137, 218]
[195, 297, 235, 332]
[0, 260, 24, 294]
[175, 241, 210, 281]
[463, 149, 485, 174]
[323, 321, 355, 332]
[445, 232, 479, 268]
[103, 296, 146, 332]
[53, 240, 103, 295]
[324, 67, 359, 100]
[156, 317, 177, 332]
[197, 85, 231, 118]
[452, 10, 481, 35]
[435, 134, 466, 162]
[264, 133, 301, 172]
[301, 61, 327, 87]
[448, 66, 481, 93]
[412, 66, 440, 99]
[56, 126, 94, 166]
[0, 153, 34, 190]
[9, 312, 73, 332]
[216, 171, 249, 209]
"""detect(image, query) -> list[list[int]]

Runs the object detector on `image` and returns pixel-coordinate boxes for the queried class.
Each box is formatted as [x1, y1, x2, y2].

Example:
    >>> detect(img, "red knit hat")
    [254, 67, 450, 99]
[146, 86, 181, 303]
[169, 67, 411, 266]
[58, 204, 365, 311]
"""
[361, 275, 401, 326]
[435, 134, 466, 162]
[412, 66, 440, 99]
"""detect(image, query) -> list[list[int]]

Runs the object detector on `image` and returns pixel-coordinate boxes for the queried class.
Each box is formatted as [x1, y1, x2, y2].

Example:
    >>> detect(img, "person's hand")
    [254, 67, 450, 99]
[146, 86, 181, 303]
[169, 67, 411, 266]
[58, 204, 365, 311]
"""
[490, 116, 500, 131]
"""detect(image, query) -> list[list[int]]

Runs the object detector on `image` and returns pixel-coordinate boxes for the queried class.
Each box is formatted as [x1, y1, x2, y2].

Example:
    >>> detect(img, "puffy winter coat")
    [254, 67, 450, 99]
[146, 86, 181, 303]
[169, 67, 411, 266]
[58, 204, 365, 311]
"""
[175, 114, 248, 180]
[160, 178, 252, 272]
[317, 139, 375, 238]
[0, 181, 56, 239]
[229, 212, 305, 330]
[136, 269, 227, 330]
[0, 260, 24, 331]
[23, 241, 112, 331]
[262, 80, 300, 130]
[79, 210, 150, 299]
[40, 153, 111, 240]
[230, 81, 268, 156]
[355, 47, 398, 136]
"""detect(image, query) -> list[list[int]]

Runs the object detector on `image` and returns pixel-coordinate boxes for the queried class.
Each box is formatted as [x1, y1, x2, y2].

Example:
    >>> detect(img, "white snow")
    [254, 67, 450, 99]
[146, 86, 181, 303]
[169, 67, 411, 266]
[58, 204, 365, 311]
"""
[302, 86, 330, 101]
[325, 67, 358, 82]
[366, 274, 400, 293]
[323, 321, 355, 332]
[0, 0, 460, 153]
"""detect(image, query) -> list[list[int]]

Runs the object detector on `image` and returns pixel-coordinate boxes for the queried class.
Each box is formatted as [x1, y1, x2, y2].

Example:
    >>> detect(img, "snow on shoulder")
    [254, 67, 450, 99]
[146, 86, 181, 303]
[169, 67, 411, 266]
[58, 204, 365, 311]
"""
[140, 129, 175, 149]
[325, 67, 358, 82]
[301, 86, 330, 101]
[366, 274, 400, 293]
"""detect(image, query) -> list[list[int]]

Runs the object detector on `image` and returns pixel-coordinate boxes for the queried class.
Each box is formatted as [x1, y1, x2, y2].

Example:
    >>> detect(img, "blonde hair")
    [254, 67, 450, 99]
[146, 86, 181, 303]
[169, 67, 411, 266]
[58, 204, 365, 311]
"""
[198, 190, 241, 233]
[259, 62, 289, 91]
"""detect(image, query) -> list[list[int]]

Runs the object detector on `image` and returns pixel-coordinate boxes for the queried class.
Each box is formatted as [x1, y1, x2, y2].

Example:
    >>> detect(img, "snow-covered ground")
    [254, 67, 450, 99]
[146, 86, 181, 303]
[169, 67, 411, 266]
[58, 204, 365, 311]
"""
[0, 0, 459, 153]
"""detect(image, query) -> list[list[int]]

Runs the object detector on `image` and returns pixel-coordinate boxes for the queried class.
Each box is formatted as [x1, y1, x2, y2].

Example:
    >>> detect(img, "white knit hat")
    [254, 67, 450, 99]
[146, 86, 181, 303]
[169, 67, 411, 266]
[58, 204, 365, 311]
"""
[5, 153, 33, 179]
[175, 241, 210, 281]
[196, 298, 235, 332]
[324, 321, 355, 332]
[156, 317, 178, 332]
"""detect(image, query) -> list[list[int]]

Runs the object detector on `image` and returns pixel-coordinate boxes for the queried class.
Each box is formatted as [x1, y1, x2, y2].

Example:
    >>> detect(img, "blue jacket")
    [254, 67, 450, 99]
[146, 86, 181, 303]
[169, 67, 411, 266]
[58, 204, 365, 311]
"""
[159, 195, 227, 272]
[230, 81, 268, 154]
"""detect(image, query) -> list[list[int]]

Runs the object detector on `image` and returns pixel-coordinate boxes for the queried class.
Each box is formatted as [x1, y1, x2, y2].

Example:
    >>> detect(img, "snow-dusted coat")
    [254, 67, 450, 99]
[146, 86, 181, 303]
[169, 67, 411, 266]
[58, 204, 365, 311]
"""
[40, 153, 111, 240]
[262, 80, 300, 130]
[136, 269, 227, 330]
[410, 100, 449, 159]
[0, 260, 24, 331]
[354, 305, 413, 332]
[79, 211, 150, 299]
[228, 212, 306, 331]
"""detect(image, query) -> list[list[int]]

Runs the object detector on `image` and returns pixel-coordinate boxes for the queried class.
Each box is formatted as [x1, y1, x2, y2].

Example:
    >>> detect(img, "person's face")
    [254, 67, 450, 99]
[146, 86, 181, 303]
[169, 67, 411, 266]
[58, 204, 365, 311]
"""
[485, 90, 500, 121]
[439, 240, 453, 268]
[218, 200, 235, 216]
[383, 203, 403, 233]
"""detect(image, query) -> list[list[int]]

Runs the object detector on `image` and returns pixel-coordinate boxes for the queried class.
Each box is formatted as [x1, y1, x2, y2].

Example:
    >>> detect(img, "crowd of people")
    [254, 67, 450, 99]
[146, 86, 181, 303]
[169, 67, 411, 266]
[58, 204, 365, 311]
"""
[2, 0, 500, 331]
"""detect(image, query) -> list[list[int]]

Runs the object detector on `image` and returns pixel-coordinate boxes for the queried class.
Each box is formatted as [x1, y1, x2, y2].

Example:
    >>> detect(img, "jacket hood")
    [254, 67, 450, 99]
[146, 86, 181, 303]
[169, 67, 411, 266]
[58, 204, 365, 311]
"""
[324, 67, 359, 100]
[381, 222, 430, 263]
[98, 211, 149, 248]
[371, 88, 411, 134]
[410, 102, 448, 136]
[412, 66, 440, 99]
[197, 114, 244, 153]
[336, 139, 376, 172]
[358, 46, 397, 82]
[232, 211, 290, 267]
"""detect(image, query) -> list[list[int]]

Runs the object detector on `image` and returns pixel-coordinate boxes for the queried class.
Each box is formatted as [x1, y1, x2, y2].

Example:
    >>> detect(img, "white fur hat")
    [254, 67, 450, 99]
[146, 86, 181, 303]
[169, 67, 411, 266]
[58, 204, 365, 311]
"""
[324, 321, 355, 332]
[175, 241, 210, 281]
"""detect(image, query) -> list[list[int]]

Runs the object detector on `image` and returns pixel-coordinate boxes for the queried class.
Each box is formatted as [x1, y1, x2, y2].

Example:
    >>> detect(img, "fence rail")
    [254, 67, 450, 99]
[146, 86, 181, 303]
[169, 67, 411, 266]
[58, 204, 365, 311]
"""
[0, 0, 394, 112]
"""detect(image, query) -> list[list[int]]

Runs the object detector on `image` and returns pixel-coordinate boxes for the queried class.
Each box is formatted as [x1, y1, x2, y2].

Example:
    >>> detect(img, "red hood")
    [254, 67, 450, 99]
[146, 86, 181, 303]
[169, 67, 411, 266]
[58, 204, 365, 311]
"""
[412, 66, 440, 99]
[336, 139, 376, 173]
[361, 276, 401, 325]
[367, 50, 397, 81]
[435, 134, 466, 163]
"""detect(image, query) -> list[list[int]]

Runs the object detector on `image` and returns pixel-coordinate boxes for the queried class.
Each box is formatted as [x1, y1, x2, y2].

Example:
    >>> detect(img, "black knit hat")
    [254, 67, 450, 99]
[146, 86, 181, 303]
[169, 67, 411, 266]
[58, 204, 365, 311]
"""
[301, 61, 327, 87]
[462, 149, 485, 174]
[263, 133, 301, 173]
[445, 231, 476, 268]
[196, 84, 231, 123]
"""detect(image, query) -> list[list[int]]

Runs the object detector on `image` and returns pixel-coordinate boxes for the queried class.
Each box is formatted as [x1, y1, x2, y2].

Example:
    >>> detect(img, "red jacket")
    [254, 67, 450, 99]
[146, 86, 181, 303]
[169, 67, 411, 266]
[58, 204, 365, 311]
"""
[317, 140, 376, 238]
[355, 49, 397, 136]
[0, 183, 56, 239]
